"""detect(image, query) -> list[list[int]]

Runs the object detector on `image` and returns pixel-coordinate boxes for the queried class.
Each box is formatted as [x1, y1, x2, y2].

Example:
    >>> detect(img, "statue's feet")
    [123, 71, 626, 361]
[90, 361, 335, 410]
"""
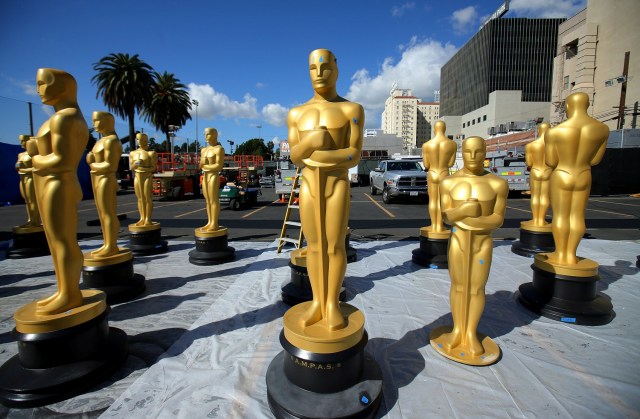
[134, 220, 145, 226]
[442, 327, 462, 352]
[93, 246, 119, 258]
[36, 291, 59, 307]
[466, 331, 485, 357]
[91, 245, 106, 256]
[35, 290, 83, 316]
[325, 302, 345, 331]
[299, 301, 322, 328]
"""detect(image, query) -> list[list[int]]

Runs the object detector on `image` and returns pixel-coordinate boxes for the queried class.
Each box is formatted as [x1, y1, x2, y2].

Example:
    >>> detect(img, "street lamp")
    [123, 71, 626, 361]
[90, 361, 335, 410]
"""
[192, 99, 199, 153]
[168, 125, 180, 154]
[228, 140, 235, 155]
[255, 124, 262, 140]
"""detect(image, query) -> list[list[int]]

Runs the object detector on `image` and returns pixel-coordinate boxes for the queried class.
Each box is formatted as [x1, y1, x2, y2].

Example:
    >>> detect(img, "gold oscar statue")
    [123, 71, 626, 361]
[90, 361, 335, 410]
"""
[518, 92, 614, 325]
[267, 49, 382, 419]
[27, 68, 98, 317]
[127, 132, 167, 255]
[15, 134, 41, 230]
[130, 133, 157, 226]
[188, 127, 235, 265]
[430, 136, 508, 366]
[286, 48, 363, 333]
[524, 123, 552, 228]
[413, 120, 457, 267]
[512, 123, 555, 256]
[86, 111, 123, 257]
[0, 69, 127, 408]
[199, 128, 225, 232]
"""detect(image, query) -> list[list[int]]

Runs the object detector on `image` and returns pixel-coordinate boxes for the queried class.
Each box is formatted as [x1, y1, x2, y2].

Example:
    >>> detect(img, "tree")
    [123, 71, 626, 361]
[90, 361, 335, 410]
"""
[234, 138, 269, 156]
[142, 71, 192, 148]
[92, 53, 155, 150]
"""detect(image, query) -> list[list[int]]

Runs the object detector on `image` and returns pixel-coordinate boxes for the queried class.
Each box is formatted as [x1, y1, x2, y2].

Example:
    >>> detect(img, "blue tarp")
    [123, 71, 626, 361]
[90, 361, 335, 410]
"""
[0, 141, 93, 206]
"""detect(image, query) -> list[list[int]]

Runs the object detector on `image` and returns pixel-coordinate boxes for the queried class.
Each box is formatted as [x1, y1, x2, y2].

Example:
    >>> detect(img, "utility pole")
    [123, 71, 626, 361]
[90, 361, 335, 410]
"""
[617, 51, 630, 130]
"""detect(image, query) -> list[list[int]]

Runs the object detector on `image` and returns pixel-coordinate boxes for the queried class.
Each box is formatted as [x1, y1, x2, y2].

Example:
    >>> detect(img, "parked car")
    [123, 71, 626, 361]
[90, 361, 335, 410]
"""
[259, 175, 275, 188]
[219, 183, 261, 210]
[369, 160, 427, 204]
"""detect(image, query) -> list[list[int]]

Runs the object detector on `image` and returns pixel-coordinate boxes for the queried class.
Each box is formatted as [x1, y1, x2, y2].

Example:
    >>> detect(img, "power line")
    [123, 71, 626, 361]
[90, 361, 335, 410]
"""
[0, 95, 33, 104]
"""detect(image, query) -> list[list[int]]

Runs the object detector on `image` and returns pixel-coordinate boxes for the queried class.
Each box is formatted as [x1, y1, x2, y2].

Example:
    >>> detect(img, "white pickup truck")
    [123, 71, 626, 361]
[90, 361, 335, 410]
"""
[369, 160, 428, 204]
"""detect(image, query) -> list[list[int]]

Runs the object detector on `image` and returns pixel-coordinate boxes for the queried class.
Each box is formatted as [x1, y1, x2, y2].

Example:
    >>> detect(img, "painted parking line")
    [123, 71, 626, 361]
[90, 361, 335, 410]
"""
[242, 201, 281, 218]
[590, 198, 640, 208]
[79, 201, 137, 212]
[174, 207, 206, 218]
[506, 205, 532, 214]
[364, 194, 396, 218]
[585, 207, 635, 217]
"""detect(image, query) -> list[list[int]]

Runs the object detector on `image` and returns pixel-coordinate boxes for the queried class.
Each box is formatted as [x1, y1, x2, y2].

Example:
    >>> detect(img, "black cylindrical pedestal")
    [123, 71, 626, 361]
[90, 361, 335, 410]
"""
[83, 258, 145, 305]
[412, 236, 449, 268]
[511, 228, 555, 257]
[346, 232, 357, 263]
[517, 264, 615, 325]
[128, 228, 168, 256]
[282, 262, 346, 306]
[7, 230, 50, 259]
[0, 310, 128, 408]
[188, 234, 235, 265]
[266, 330, 383, 419]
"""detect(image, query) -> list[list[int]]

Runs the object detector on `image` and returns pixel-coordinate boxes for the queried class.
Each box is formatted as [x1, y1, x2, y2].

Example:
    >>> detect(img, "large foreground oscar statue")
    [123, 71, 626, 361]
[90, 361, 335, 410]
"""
[518, 92, 614, 325]
[412, 120, 457, 268]
[0, 69, 126, 407]
[430, 136, 507, 366]
[266, 49, 382, 419]
[7, 134, 49, 258]
[127, 132, 168, 255]
[82, 111, 145, 303]
[189, 127, 235, 265]
[512, 123, 555, 256]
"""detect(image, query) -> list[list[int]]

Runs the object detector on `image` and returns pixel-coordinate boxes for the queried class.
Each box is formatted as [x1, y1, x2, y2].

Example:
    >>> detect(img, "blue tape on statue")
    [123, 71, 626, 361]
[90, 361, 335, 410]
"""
[561, 317, 577, 323]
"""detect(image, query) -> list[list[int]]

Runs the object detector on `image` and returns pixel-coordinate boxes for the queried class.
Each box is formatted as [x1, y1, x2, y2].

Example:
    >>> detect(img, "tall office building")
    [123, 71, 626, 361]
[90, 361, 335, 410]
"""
[440, 17, 564, 141]
[381, 87, 439, 151]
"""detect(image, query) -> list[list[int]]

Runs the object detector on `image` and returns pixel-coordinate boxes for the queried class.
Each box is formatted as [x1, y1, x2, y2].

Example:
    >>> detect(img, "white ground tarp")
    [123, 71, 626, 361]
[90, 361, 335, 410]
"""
[1, 238, 639, 418]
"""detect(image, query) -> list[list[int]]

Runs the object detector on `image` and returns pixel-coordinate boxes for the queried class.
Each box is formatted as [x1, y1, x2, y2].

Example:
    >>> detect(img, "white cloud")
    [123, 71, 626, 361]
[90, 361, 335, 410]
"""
[391, 2, 415, 17]
[256, 82, 266, 89]
[451, 6, 479, 34]
[346, 37, 457, 128]
[188, 83, 258, 120]
[509, 0, 586, 18]
[261, 103, 288, 127]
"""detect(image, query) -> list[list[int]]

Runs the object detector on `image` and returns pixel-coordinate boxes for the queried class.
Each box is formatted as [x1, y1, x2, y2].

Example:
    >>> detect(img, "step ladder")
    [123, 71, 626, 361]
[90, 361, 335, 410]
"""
[277, 168, 304, 253]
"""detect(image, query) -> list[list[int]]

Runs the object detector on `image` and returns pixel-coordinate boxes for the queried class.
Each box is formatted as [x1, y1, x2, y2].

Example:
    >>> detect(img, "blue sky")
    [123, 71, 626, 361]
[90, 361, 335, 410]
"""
[0, 0, 585, 153]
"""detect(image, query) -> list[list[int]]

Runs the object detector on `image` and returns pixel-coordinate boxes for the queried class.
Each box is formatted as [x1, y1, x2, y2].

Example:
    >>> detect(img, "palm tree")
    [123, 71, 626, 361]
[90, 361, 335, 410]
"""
[142, 71, 192, 148]
[92, 53, 155, 150]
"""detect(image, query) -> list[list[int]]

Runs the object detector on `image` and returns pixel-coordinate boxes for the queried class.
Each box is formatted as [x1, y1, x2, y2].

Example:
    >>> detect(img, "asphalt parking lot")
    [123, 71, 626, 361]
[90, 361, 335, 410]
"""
[1, 185, 639, 245]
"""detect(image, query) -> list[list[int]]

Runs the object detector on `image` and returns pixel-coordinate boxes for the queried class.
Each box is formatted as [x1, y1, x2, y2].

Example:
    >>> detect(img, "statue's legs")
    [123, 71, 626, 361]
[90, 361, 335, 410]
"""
[25, 176, 40, 226]
[134, 173, 145, 225]
[35, 176, 83, 315]
[465, 234, 492, 356]
[443, 229, 464, 350]
[428, 183, 442, 231]
[537, 179, 550, 226]
[142, 175, 153, 224]
[324, 172, 349, 331]
[93, 174, 119, 257]
[549, 172, 574, 264]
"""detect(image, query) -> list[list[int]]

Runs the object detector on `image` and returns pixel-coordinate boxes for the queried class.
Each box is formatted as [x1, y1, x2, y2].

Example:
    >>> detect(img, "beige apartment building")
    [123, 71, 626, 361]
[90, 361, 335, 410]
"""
[381, 87, 439, 151]
[550, 0, 639, 129]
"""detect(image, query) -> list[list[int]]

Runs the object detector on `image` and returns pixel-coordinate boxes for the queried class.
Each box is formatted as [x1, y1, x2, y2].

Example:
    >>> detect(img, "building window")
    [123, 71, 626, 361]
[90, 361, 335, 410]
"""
[483, 115, 487, 121]
[563, 75, 570, 90]
[477, 117, 481, 123]
[472, 120, 475, 125]
[463, 123, 466, 128]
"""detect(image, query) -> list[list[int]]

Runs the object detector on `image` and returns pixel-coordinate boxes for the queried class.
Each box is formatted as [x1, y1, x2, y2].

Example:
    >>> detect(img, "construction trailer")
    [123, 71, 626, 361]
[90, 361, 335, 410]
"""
[152, 152, 201, 199]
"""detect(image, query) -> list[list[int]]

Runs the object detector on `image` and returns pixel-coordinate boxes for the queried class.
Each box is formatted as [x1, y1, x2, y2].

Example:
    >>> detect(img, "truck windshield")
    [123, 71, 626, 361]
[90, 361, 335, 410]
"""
[387, 161, 421, 171]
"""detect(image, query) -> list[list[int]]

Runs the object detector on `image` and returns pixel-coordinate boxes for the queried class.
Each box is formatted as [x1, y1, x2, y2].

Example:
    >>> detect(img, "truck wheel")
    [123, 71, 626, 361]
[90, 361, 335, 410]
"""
[230, 199, 240, 211]
[370, 184, 377, 195]
[382, 188, 391, 204]
[172, 186, 183, 199]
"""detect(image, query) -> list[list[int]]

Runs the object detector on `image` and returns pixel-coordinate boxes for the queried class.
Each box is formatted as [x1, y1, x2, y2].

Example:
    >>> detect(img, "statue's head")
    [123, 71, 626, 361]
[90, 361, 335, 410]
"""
[538, 122, 550, 137]
[36, 68, 77, 106]
[92, 111, 115, 133]
[565, 92, 589, 117]
[433, 120, 446, 136]
[136, 132, 148, 148]
[462, 136, 486, 173]
[308, 49, 338, 94]
[204, 128, 218, 145]
[19, 134, 29, 148]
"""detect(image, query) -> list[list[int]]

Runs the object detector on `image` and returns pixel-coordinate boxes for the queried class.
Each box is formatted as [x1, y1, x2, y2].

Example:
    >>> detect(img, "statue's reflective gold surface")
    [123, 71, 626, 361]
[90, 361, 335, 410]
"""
[199, 128, 225, 232]
[421, 120, 456, 235]
[522, 123, 552, 229]
[87, 111, 122, 257]
[431, 136, 507, 365]
[287, 48, 364, 336]
[15, 134, 41, 230]
[129, 133, 157, 226]
[543, 92, 609, 266]
[32, 68, 88, 316]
